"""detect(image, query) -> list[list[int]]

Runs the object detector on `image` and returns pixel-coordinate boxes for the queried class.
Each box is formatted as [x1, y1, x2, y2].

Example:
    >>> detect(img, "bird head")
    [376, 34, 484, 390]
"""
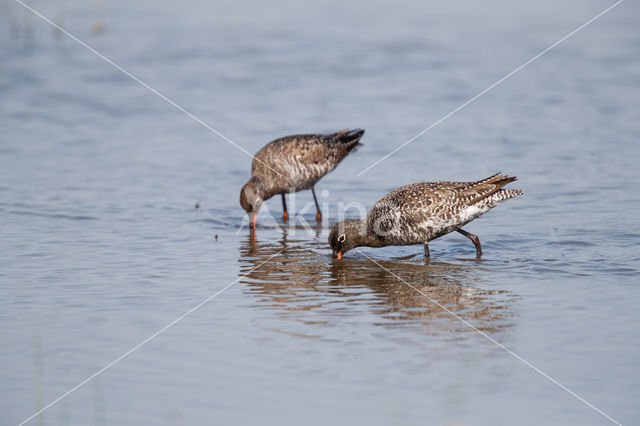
[240, 178, 265, 228]
[328, 219, 364, 259]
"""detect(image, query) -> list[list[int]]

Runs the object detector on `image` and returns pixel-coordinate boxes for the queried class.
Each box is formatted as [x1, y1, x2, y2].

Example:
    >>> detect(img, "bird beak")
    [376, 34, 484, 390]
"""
[249, 213, 257, 229]
[336, 251, 342, 260]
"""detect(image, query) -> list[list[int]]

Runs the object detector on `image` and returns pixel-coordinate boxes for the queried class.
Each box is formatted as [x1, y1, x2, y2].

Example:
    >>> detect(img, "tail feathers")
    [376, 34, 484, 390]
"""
[468, 174, 519, 204]
[492, 188, 524, 202]
[473, 172, 503, 186]
[456, 172, 504, 189]
[332, 128, 365, 152]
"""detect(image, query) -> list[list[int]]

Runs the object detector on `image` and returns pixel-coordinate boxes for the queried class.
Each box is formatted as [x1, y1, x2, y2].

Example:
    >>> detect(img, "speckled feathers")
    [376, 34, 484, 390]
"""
[329, 173, 523, 257]
[240, 129, 364, 222]
[367, 173, 523, 244]
[251, 129, 364, 199]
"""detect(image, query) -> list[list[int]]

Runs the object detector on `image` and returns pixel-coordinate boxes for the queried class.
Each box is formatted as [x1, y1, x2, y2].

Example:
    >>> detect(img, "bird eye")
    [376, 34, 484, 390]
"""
[338, 234, 345, 243]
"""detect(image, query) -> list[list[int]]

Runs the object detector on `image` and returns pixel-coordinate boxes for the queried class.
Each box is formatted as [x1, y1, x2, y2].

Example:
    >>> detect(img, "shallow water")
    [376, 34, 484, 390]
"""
[2, 0, 640, 424]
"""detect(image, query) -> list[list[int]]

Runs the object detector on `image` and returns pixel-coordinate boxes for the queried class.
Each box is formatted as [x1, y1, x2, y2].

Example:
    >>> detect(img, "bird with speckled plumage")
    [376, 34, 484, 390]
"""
[329, 173, 523, 259]
[240, 129, 364, 228]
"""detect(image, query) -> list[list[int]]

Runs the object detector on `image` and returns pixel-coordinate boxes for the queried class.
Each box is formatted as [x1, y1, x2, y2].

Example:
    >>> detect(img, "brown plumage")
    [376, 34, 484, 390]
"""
[240, 129, 364, 227]
[329, 173, 523, 259]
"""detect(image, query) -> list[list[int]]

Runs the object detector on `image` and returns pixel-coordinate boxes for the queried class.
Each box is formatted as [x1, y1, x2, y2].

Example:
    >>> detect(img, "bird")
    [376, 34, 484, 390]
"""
[329, 173, 523, 259]
[240, 129, 364, 228]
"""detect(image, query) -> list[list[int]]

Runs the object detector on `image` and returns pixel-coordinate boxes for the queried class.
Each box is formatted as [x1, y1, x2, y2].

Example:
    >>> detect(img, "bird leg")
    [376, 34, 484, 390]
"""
[281, 193, 288, 222]
[311, 187, 322, 222]
[457, 229, 482, 258]
[423, 242, 430, 258]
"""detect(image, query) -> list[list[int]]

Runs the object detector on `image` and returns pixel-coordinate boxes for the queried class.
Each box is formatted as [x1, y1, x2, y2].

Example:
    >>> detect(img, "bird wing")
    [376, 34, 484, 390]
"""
[365, 175, 517, 240]
[366, 183, 456, 240]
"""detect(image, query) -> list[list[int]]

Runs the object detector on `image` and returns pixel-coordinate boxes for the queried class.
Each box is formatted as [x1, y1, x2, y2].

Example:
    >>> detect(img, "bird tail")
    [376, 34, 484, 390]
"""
[468, 173, 522, 204]
[469, 172, 509, 187]
[332, 128, 365, 152]
[494, 188, 524, 201]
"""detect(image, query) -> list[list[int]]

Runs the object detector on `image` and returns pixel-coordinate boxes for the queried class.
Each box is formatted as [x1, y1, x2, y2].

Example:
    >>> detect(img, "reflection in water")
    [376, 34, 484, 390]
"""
[239, 232, 515, 339]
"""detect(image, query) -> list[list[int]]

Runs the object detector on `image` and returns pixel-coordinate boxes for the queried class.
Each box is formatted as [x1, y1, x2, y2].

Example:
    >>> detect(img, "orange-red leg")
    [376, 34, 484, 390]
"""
[311, 187, 322, 221]
[281, 193, 289, 221]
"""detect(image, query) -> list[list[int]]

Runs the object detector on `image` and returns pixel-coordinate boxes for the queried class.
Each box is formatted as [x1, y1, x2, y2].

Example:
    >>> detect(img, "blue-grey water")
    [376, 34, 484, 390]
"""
[1, 0, 639, 425]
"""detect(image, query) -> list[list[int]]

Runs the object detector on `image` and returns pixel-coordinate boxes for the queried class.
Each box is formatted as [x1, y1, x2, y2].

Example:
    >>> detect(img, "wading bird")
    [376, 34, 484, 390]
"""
[240, 129, 364, 228]
[329, 173, 523, 259]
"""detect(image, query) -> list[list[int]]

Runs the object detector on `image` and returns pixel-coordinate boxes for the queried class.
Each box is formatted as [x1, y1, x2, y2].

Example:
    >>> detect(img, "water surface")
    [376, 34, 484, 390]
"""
[1, 0, 639, 424]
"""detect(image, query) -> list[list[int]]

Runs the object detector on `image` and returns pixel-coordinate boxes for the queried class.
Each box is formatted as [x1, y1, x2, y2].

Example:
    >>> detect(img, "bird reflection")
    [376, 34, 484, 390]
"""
[239, 233, 514, 336]
[244, 220, 324, 255]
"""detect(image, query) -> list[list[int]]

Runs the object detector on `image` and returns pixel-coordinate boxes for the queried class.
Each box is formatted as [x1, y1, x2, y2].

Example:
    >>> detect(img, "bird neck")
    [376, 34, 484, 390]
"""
[248, 176, 268, 199]
[348, 219, 385, 249]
